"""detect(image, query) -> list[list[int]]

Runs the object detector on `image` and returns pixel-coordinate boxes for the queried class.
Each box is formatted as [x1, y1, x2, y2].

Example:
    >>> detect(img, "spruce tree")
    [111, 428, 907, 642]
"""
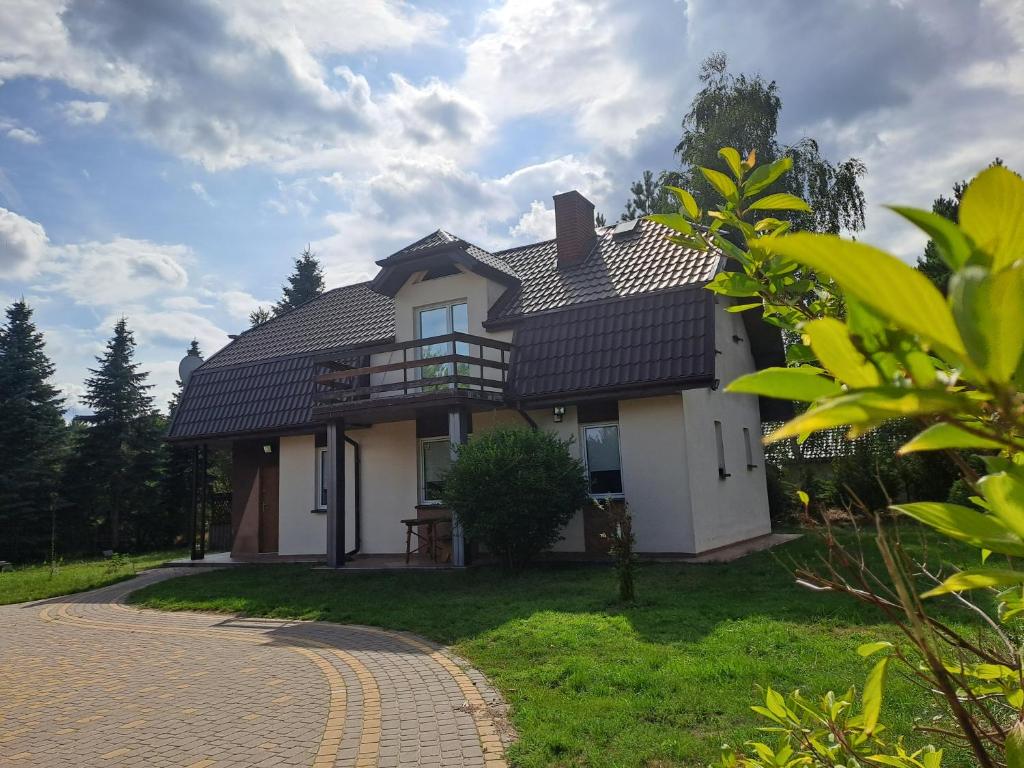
[273, 246, 325, 315]
[79, 318, 156, 550]
[0, 300, 66, 561]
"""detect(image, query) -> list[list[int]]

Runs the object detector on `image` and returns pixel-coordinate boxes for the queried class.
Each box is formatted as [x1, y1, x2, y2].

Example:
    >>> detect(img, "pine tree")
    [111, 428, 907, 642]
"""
[622, 170, 675, 220]
[273, 246, 325, 316]
[78, 318, 156, 550]
[0, 300, 67, 561]
[248, 306, 272, 328]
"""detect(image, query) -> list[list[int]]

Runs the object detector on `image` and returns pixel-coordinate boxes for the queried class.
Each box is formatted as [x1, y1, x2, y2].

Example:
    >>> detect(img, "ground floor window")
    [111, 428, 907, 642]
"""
[419, 437, 452, 504]
[316, 446, 328, 509]
[582, 423, 623, 498]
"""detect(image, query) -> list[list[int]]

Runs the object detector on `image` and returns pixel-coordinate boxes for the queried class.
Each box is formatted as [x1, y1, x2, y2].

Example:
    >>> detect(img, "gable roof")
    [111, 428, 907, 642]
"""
[168, 218, 724, 441]
[201, 282, 394, 370]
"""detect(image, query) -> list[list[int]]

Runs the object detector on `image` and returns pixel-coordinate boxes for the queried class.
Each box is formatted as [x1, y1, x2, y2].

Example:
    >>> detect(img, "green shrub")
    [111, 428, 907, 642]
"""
[442, 427, 589, 571]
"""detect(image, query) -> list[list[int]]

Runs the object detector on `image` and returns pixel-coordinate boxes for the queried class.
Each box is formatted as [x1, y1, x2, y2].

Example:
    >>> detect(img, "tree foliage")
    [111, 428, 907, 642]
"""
[68, 318, 163, 551]
[624, 53, 866, 235]
[0, 300, 67, 561]
[654, 148, 1024, 767]
[274, 245, 325, 316]
[441, 427, 589, 570]
[916, 159, 1012, 294]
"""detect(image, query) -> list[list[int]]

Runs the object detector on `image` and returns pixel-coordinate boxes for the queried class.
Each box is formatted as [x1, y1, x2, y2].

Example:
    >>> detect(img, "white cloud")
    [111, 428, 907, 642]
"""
[212, 289, 273, 321]
[43, 238, 192, 307]
[60, 99, 109, 124]
[0, 117, 41, 144]
[461, 0, 671, 150]
[509, 200, 554, 241]
[190, 181, 216, 206]
[0, 207, 48, 278]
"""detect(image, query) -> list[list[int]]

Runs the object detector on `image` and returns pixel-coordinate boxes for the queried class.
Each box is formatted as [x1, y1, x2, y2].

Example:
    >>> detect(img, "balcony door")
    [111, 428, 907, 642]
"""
[416, 301, 469, 387]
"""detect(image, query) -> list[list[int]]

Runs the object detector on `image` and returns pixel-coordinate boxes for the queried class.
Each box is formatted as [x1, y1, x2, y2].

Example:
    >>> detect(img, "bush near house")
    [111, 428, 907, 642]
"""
[442, 426, 590, 571]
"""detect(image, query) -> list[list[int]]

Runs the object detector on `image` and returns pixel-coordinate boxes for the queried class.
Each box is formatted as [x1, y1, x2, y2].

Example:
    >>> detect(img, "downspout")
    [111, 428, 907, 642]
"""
[344, 434, 361, 557]
[515, 405, 538, 430]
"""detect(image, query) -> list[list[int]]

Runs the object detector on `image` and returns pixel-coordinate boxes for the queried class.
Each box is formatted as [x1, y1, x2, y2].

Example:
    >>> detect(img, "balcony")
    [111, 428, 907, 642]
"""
[312, 332, 512, 422]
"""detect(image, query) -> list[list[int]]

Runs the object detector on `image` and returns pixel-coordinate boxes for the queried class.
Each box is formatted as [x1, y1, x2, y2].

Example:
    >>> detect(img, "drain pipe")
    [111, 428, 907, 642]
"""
[344, 434, 361, 557]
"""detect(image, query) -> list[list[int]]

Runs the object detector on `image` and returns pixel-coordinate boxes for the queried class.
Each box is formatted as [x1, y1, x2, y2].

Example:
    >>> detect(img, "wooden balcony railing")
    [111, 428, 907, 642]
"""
[312, 332, 512, 411]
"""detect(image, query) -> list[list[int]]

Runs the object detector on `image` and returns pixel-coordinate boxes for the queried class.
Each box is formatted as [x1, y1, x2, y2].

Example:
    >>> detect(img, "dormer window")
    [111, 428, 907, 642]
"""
[417, 300, 469, 382]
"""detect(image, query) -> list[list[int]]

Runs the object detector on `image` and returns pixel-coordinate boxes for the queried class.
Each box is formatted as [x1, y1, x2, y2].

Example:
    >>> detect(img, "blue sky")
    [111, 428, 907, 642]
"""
[0, 0, 1022, 414]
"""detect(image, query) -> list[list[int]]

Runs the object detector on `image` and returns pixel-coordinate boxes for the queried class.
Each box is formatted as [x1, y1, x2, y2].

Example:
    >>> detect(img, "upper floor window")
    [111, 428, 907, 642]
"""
[416, 301, 469, 383]
[582, 423, 623, 498]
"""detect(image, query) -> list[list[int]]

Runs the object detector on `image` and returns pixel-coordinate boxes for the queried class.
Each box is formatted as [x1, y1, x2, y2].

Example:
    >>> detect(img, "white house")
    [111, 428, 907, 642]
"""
[168, 190, 783, 565]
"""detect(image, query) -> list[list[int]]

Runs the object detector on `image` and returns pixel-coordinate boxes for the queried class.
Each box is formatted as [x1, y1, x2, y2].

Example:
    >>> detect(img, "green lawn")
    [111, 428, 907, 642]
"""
[131, 532, 975, 767]
[0, 549, 185, 605]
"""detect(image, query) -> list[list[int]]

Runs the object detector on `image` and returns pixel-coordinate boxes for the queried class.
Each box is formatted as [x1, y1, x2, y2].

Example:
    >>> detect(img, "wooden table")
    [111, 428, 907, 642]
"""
[401, 516, 450, 564]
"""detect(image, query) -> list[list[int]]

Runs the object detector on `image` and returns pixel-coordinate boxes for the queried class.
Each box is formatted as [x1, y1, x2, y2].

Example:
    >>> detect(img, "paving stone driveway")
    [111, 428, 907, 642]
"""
[0, 569, 510, 768]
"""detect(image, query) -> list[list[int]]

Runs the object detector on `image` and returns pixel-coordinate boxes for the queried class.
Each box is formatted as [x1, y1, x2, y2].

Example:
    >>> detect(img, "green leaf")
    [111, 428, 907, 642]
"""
[725, 302, 762, 313]
[979, 471, 1024, 542]
[857, 641, 893, 657]
[664, 186, 700, 219]
[802, 318, 881, 387]
[699, 166, 739, 204]
[744, 157, 793, 197]
[725, 366, 843, 402]
[796, 490, 810, 506]
[899, 422, 1004, 454]
[706, 271, 762, 298]
[746, 193, 811, 213]
[888, 205, 973, 271]
[718, 147, 743, 179]
[959, 165, 1024, 272]
[949, 263, 1024, 382]
[892, 501, 1024, 557]
[861, 656, 888, 735]
[921, 567, 1024, 598]
[648, 213, 694, 236]
[760, 233, 966, 358]
[1005, 720, 1024, 768]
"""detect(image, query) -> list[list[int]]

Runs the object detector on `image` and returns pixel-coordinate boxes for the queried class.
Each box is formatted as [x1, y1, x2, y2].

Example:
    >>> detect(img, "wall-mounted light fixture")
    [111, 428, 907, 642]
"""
[552, 405, 565, 423]
[262, 443, 274, 455]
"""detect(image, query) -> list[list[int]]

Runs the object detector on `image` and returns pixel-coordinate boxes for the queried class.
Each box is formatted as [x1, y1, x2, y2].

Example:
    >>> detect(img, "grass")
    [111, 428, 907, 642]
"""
[131, 531, 976, 767]
[0, 549, 185, 605]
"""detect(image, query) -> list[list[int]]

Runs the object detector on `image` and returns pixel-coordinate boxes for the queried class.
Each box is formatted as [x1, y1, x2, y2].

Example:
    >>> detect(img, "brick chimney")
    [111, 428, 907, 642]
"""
[553, 190, 596, 268]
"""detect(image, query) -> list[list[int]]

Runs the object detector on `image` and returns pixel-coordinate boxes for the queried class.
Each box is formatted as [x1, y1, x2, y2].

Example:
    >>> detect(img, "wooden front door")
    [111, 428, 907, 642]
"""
[258, 461, 279, 553]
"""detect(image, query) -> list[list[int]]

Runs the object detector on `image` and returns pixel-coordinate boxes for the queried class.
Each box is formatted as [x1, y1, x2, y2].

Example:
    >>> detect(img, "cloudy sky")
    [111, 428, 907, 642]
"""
[0, 0, 1022, 414]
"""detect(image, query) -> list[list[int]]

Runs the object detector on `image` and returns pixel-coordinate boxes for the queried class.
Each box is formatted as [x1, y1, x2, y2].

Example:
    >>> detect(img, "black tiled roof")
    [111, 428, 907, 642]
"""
[489, 219, 719, 320]
[506, 288, 714, 401]
[202, 282, 393, 370]
[168, 218, 724, 441]
[168, 355, 318, 440]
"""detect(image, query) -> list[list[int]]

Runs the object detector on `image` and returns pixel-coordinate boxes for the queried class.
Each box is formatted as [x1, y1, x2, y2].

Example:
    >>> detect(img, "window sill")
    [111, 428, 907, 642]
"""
[589, 494, 625, 501]
[310, 508, 326, 514]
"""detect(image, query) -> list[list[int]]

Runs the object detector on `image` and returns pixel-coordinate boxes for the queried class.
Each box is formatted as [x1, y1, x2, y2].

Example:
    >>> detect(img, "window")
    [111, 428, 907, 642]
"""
[715, 420, 730, 479]
[416, 300, 469, 384]
[419, 437, 452, 504]
[743, 427, 757, 470]
[582, 423, 623, 497]
[315, 447, 328, 509]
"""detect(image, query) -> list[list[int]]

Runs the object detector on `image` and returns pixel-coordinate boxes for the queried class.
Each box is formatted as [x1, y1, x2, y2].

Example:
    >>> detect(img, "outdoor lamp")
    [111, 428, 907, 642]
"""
[262, 443, 274, 455]
[552, 405, 565, 423]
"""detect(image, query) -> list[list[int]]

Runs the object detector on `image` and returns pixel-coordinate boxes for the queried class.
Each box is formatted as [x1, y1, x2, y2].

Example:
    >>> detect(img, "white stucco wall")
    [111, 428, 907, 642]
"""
[618, 395, 696, 553]
[277, 434, 355, 556]
[357, 420, 420, 554]
[680, 299, 771, 552]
